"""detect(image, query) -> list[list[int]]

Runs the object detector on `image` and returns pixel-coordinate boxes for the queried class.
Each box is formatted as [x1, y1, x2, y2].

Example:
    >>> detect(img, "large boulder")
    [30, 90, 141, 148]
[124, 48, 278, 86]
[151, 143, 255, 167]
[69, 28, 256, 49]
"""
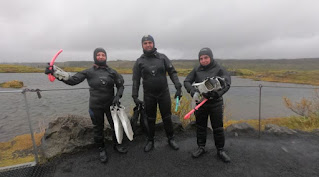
[264, 124, 297, 135]
[225, 122, 256, 135]
[41, 115, 112, 159]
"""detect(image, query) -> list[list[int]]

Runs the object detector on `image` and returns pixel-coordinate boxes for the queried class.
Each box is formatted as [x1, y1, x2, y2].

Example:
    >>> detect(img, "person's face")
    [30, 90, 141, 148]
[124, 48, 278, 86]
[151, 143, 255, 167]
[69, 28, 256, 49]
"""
[96, 52, 106, 61]
[142, 41, 154, 51]
[199, 55, 211, 66]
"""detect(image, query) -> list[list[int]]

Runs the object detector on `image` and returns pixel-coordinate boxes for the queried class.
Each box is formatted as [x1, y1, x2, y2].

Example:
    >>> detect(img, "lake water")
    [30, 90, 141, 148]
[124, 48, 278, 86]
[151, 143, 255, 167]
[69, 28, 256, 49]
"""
[0, 73, 317, 142]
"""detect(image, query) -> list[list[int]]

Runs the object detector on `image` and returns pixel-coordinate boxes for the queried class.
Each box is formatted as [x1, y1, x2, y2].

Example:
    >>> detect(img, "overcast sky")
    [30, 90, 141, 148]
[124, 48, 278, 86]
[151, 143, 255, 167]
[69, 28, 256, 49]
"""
[1, 0, 319, 63]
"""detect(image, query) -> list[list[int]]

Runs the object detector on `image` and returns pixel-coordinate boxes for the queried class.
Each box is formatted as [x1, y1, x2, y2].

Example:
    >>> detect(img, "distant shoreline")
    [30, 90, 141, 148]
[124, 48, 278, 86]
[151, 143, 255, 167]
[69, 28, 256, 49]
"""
[1, 59, 319, 86]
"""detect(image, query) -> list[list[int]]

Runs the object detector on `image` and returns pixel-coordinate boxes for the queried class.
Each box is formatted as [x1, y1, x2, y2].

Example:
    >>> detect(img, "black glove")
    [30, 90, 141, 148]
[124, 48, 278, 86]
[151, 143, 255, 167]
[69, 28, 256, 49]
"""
[112, 95, 120, 106]
[44, 64, 54, 75]
[217, 77, 226, 89]
[174, 88, 182, 99]
[133, 97, 144, 106]
[190, 88, 199, 97]
[202, 91, 219, 99]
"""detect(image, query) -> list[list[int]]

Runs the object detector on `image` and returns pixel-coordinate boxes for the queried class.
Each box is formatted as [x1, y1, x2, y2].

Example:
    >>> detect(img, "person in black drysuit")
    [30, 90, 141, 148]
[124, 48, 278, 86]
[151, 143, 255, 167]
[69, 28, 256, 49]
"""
[45, 48, 127, 163]
[184, 47, 231, 163]
[132, 35, 182, 152]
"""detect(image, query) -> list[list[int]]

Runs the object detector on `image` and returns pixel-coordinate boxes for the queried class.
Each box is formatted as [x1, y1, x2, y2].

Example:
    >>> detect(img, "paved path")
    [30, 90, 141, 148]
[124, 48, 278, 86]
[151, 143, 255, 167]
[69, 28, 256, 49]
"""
[48, 130, 319, 177]
[1, 130, 318, 177]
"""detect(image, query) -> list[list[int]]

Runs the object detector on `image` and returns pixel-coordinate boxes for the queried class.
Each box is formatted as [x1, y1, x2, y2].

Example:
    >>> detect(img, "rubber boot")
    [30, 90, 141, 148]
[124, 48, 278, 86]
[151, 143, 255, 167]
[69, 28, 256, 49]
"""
[144, 117, 155, 152]
[192, 146, 206, 158]
[112, 133, 128, 154]
[162, 116, 179, 150]
[144, 140, 154, 152]
[217, 149, 231, 163]
[213, 127, 230, 163]
[99, 147, 108, 163]
[168, 137, 179, 150]
[114, 144, 128, 154]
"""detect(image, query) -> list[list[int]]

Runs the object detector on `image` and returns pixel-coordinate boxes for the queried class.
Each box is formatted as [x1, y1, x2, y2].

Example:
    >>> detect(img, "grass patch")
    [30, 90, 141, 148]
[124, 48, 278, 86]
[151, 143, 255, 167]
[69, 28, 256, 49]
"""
[224, 116, 319, 131]
[0, 80, 24, 88]
[0, 64, 42, 73]
[0, 132, 44, 167]
[236, 69, 319, 86]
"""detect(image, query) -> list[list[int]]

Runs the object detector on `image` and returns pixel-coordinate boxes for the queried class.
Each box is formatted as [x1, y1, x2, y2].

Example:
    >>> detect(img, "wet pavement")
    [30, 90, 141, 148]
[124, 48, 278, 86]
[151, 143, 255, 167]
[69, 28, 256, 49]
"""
[1, 130, 319, 177]
[49, 130, 319, 177]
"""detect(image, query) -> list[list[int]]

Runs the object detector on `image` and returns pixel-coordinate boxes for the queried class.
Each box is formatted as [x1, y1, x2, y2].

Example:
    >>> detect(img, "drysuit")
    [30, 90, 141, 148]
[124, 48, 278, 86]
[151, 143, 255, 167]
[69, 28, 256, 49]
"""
[132, 48, 182, 142]
[63, 48, 124, 148]
[184, 48, 231, 151]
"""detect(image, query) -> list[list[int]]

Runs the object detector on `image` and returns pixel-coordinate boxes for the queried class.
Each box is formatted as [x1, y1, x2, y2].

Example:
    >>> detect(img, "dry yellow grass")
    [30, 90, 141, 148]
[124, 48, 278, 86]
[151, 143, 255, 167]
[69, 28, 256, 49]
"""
[0, 132, 44, 167]
[224, 116, 319, 132]
[0, 80, 24, 88]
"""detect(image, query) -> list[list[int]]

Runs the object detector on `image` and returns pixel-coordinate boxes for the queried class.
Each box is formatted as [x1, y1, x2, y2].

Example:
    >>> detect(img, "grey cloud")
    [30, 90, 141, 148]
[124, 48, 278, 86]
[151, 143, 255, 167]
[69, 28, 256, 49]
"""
[1, 0, 319, 63]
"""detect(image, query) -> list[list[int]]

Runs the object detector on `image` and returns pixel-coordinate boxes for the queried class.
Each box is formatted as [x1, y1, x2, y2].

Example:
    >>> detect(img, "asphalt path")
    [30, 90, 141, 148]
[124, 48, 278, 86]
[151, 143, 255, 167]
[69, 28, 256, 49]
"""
[46, 130, 319, 177]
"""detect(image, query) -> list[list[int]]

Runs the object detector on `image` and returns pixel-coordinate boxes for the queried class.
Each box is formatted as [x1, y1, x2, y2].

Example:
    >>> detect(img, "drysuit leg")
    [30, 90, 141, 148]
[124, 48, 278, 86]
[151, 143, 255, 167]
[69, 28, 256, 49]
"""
[89, 108, 105, 148]
[209, 105, 225, 150]
[105, 109, 117, 144]
[144, 94, 157, 141]
[158, 91, 174, 139]
[194, 108, 209, 147]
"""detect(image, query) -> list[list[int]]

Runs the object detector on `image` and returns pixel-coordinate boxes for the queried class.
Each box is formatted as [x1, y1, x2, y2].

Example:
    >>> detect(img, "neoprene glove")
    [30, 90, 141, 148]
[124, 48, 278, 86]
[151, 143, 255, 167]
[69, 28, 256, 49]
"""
[112, 95, 120, 106]
[133, 97, 144, 106]
[44, 63, 54, 75]
[174, 88, 182, 99]
[190, 88, 199, 97]
[202, 91, 219, 99]
[217, 77, 226, 88]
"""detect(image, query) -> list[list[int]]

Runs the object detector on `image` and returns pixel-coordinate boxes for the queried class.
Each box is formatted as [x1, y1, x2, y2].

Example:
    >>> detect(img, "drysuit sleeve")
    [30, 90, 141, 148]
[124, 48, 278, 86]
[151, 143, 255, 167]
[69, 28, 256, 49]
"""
[215, 65, 231, 98]
[114, 71, 124, 98]
[184, 67, 197, 94]
[62, 69, 87, 86]
[132, 60, 141, 99]
[163, 55, 182, 89]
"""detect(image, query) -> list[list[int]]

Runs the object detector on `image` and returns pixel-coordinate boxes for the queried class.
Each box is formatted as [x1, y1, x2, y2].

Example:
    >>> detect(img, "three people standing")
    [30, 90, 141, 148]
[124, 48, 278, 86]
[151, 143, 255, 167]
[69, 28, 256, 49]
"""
[45, 36, 231, 164]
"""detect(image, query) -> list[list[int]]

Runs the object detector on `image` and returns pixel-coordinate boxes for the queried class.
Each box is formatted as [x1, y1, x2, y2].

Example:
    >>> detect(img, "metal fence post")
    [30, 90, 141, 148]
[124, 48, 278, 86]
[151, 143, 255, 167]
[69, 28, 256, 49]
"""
[258, 84, 263, 138]
[22, 90, 39, 164]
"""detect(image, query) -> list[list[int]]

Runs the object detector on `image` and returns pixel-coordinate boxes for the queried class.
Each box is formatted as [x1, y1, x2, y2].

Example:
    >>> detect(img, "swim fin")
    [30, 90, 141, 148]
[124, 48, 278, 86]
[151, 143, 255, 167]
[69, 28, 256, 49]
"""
[130, 106, 139, 134]
[139, 104, 150, 135]
[117, 105, 134, 141]
[111, 105, 123, 144]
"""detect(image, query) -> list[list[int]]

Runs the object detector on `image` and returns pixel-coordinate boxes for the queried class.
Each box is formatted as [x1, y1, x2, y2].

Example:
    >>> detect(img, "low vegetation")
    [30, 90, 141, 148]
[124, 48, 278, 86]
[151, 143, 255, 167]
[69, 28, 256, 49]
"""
[0, 80, 24, 88]
[0, 132, 44, 167]
[234, 69, 319, 86]
[0, 64, 42, 73]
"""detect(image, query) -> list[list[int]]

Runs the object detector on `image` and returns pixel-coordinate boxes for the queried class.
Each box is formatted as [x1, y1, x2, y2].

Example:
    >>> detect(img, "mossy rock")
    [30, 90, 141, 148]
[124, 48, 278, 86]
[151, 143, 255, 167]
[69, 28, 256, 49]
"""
[0, 80, 24, 88]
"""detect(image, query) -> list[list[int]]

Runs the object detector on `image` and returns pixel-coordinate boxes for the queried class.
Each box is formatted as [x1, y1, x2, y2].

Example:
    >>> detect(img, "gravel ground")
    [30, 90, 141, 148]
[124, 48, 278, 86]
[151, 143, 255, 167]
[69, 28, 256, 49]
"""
[49, 130, 319, 177]
[1, 130, 318, 177]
